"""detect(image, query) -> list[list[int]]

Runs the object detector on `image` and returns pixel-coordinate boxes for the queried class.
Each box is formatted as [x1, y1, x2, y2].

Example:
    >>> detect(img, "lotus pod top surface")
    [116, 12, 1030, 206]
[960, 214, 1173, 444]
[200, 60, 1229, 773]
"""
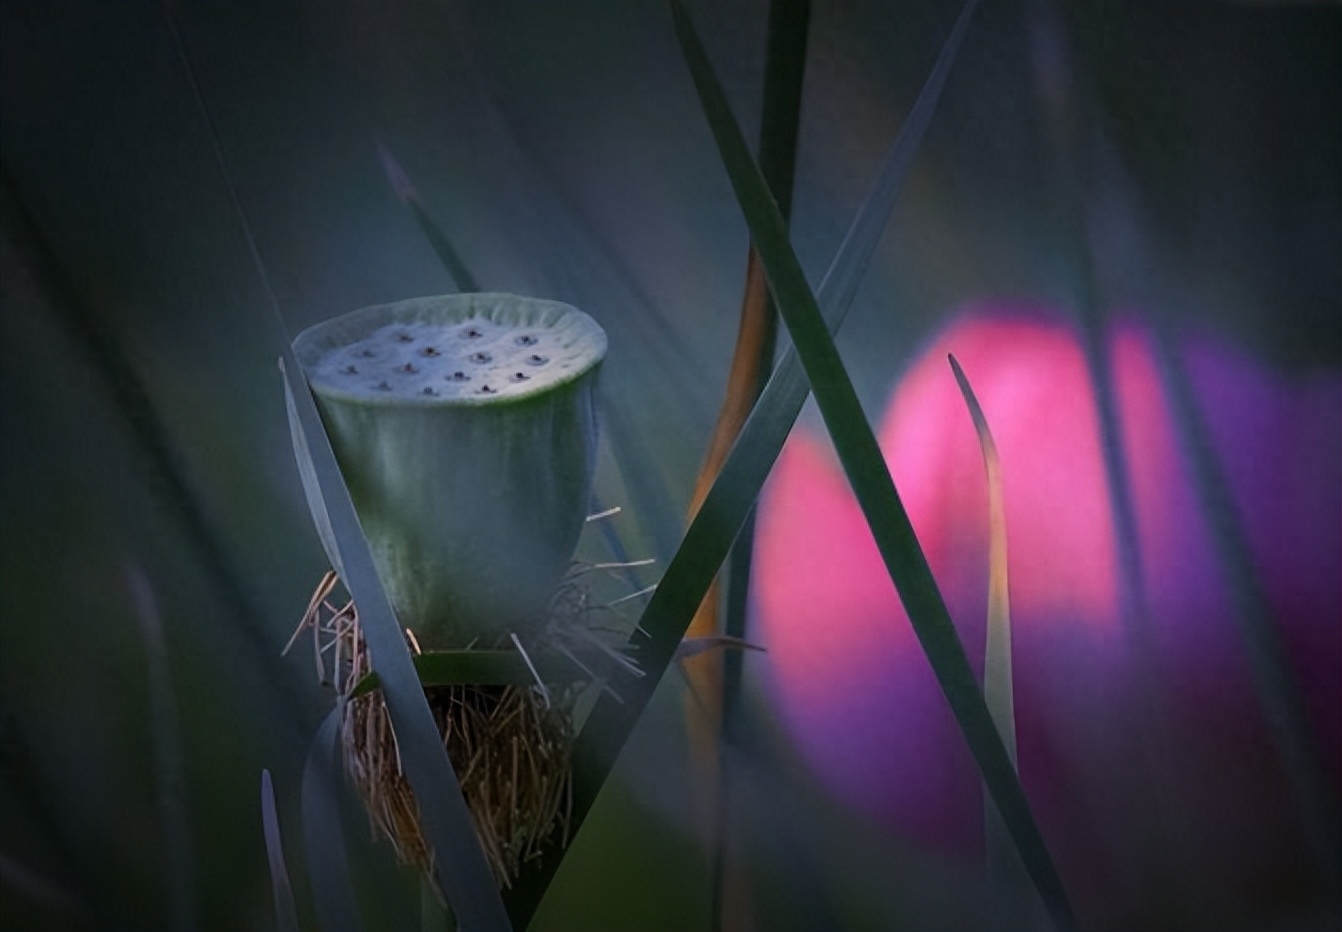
[288, 292, 605, 646]
[294, 293, 607, 406]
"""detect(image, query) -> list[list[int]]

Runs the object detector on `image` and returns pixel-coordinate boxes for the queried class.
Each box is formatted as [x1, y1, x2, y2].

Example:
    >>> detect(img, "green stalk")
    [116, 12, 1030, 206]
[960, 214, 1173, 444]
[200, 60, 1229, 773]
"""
[507, 4, 976, 923]
[713, 1, 809, 927]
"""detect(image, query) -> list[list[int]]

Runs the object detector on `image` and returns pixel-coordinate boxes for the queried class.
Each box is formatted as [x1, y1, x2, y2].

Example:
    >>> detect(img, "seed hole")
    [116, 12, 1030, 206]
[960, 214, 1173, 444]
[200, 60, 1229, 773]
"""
[515, 334, 538, 346]
[526, 354, 549, 366]
[422, 386, 438, 396]
[398, 362, 419, 374]
[448, 371, 470, 382]
[374, 380, 392, 391]
[395, 333, 414, 343]
[510, 372, 530, 382]
[421, 346, 441, 357]
[478, 384, 497, 395]
[463, 326, 483, 339]
[341, 364, 359, 375]
[469, 351, 492, 364]
[358, 349, 375, 358]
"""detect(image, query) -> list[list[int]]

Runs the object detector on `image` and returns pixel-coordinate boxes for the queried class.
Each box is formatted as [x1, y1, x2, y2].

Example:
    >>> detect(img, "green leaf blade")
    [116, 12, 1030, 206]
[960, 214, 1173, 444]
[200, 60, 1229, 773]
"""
[668, 3, 1076, 928]
[281, 357, 512, 931]
[511, 3, 980, 922]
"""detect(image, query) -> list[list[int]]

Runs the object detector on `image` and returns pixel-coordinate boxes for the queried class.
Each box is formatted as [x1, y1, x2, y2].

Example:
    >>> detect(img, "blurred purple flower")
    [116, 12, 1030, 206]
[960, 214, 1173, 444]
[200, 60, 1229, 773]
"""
[753, 304, 1341, 924]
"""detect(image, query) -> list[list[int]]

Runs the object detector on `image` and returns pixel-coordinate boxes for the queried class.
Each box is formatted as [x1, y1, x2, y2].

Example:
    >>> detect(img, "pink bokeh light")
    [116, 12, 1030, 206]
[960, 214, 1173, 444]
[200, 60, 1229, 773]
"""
[752, 305, 1341, 919]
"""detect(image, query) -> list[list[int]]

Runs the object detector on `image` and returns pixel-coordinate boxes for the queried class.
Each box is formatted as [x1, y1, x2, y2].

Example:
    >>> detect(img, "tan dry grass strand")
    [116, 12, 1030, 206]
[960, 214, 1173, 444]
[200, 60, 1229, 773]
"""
[293, 572, 612, 889]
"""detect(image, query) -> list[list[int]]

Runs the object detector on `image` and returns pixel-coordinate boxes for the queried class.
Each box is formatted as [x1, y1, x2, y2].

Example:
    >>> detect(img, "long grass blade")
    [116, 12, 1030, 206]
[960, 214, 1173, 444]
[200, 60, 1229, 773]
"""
[1041, 3, 1342, 894]
[693, 4, 811, 929]
[507, 4, 976, 923]
[1152, 333, 1342, 902]
[302, 708, 367, 932]
[166, 10, 511, 928]
[374, 134, 677, 584]
[282, 363, 511, 931]
[376, 141, 480, 293]
[668, 3, 1076, 929]
[260, 769, 302, 932]
[1026, 6, 1191, 909]
[0, 171, 310, 725]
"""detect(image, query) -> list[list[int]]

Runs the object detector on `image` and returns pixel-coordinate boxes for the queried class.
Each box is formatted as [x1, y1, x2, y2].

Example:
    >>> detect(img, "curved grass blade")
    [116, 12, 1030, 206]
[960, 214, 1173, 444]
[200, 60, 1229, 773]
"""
[948, 356, 1015, 765]
[949, 356, 1028, 905]
[261, 769, 302, 932]
[302, 708, 366, 932]
[166, 10, 511, 927]
[507, 4, 977, 923]
[668, 3, 1076, 928]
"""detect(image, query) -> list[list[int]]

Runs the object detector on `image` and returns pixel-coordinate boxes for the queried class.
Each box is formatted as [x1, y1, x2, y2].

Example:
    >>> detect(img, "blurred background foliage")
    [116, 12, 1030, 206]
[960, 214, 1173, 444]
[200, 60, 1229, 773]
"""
[1, 2, 1337, 930]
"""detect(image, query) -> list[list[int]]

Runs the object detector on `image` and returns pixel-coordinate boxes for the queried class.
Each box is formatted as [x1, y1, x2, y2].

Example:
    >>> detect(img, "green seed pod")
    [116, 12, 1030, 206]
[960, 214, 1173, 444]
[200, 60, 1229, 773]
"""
[288, 293, 606, 648]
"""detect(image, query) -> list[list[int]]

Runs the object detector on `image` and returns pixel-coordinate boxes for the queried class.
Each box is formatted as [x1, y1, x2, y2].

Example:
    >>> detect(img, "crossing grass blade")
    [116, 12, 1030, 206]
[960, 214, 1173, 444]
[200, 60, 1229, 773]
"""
[696, 4, 811, 929]
[667, 2, 1077, 928]
[505, 4, 978, 924]
[302, 709, 367, 932]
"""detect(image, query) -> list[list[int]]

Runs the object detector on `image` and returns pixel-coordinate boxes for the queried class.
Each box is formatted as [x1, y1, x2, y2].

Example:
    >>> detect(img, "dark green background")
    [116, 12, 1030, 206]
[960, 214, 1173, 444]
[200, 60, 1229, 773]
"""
[2, 2, 1338, 930]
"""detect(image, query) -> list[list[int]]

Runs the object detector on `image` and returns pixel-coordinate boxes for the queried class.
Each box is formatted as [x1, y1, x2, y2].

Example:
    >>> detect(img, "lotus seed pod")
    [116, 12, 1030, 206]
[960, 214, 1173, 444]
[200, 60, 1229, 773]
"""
[289, 293, 606, 648]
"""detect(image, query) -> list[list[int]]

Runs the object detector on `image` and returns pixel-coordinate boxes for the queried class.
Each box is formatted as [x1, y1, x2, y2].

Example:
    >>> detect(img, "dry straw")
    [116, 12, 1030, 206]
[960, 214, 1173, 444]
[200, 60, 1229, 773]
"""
[287, 568, 632, 889]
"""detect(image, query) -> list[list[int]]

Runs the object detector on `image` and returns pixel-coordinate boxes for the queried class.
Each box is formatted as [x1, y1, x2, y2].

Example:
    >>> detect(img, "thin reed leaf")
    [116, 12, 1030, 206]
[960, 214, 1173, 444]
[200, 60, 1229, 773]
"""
[376, 141, 480, 293]
[260, 769, 302, 932]
[1152, 332, 1342, 901]
[507, 5, 975, 923]
[1039, 5, 1342, 896]
[1028, 13, 1197, 910]
[302, 709, 366, 932]
[949, 356, 1025, 900]
[693, 4, 811, 928]
[0, 170, 310, 724]
[948, 357, 1015, 763]
[166, 9, 511, 925]
[668, 3, 1076, 929]
[282, 360, 512, 932]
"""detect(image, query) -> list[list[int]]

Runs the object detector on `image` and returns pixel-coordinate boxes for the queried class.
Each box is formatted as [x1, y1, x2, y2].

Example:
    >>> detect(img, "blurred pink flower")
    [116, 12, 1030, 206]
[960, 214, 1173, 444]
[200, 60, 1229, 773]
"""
[753, 304, 1341, 922]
